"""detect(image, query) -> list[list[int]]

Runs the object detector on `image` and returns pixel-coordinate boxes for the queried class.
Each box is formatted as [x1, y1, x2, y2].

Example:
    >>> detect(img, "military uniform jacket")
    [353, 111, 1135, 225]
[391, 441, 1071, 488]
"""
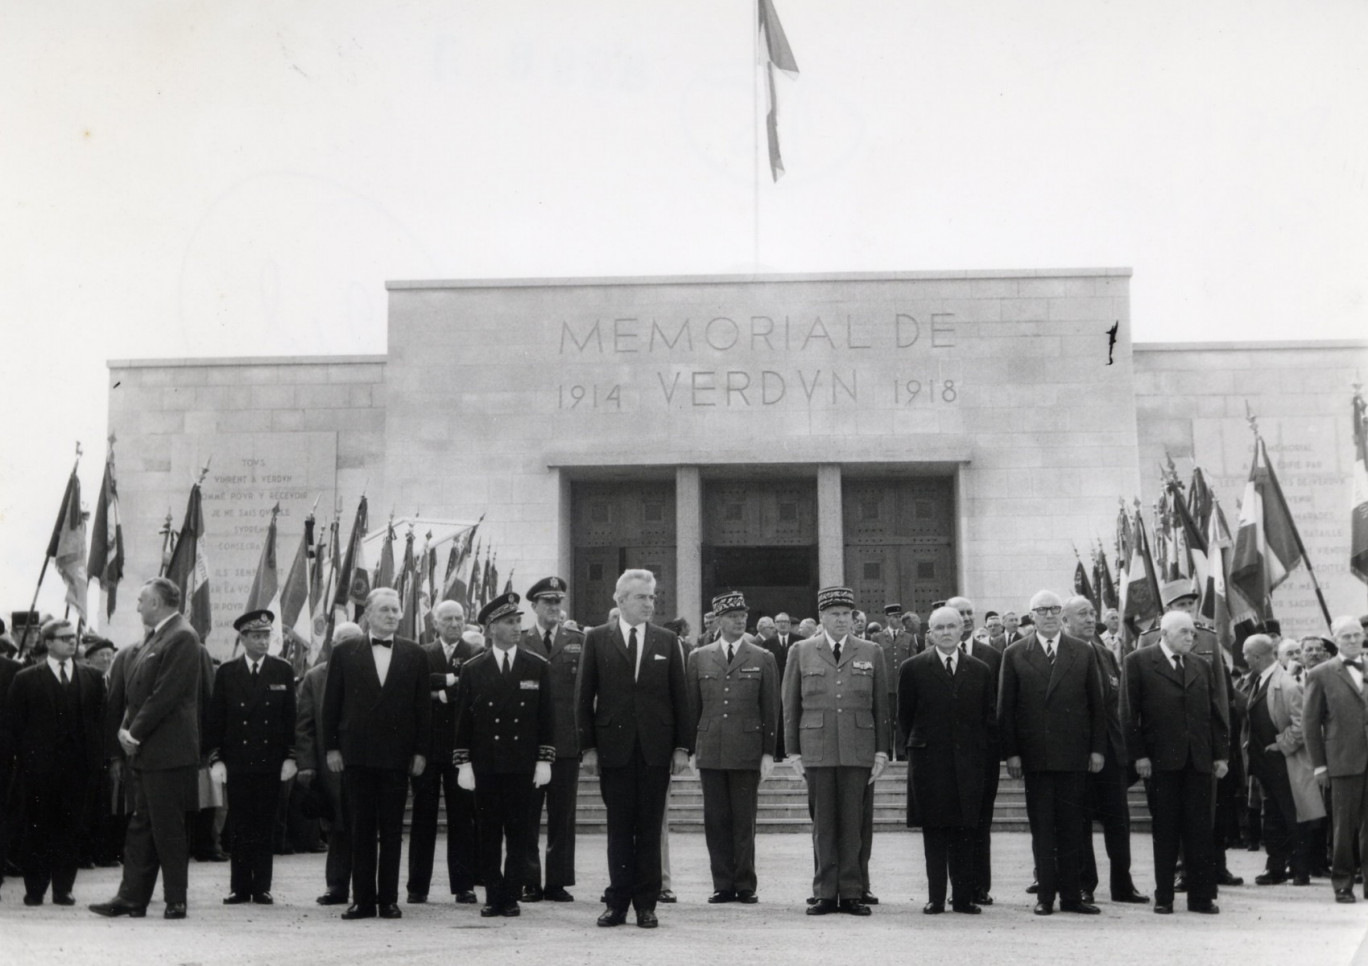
[522, 623, 584, 759]
[453, 648, 555, 775]
[877, 631, 918, 691]
[204, 654, 297, 774]
[686, 638, 778, 770]
[782, 634, 890, 767]
[1122, 644, 1229, 772]
[423, 638, 483, 763]
[997, 631, 1106, 772]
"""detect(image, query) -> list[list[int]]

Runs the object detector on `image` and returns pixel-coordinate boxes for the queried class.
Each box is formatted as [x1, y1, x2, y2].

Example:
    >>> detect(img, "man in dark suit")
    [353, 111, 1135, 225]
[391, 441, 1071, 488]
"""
[900, 606, 996, 914]
[956, 600, 1003, 906]
[1123, 611, 1230, 914]
[454, 592, 555, 917]
[4, 619, 104, 906]
[575, 568, 690, 929]
[296, 622, 361, 906]
[407, 599, 480, 905]
[783, 586, 890, 917]
[204, 610, 298, 905]
[322, 587, 431, 921]
[1303, 616, 1368, 903]
[998, 589, 1106, 916]
[1062, 596, 1148, 905]
[91, 577, 206, 921]
[686, 591, 778, 904]
[764, 611, 797, 760]
[519, 576, 583, 903]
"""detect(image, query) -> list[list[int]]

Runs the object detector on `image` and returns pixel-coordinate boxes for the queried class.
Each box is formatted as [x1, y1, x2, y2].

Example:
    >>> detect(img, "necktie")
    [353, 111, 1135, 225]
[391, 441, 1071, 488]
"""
[1045, 642, 1055, 664]
[960, 642, 967, 655]
[945, 655, 954, 675]
[726, 643, 735, 664]
[832, 639, 842, 664]
[1173, 654, 1184, 673]
[60, 661, 70, 686]
[544, 628, 553, 652]
[502, 652, 511, 676]
[628, 627, 639, 679]
[251, 661, 259, 678]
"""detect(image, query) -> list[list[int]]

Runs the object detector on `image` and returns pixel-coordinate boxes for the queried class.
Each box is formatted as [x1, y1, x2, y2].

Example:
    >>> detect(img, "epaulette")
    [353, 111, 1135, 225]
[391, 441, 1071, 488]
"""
[523, 649, 549, 663]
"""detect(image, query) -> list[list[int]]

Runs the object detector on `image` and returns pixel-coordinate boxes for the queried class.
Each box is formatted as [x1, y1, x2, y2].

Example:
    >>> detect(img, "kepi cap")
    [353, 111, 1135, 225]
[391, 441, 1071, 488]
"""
[479, 591, 523, 626]
[527, 576, 568, 601]
[234, 609, 275, 634]
[817, 586, 856, 611]
[711, 591, 747, 617]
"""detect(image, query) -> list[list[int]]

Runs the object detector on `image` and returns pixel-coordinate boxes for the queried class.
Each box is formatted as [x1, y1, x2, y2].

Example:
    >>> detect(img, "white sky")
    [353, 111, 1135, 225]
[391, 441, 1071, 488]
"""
[1, 1, 1364, 622]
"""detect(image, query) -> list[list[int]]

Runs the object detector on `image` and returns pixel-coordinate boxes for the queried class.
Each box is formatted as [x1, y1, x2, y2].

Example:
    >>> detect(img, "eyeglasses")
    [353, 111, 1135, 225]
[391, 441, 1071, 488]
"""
[1032, 606, 1063, 616]
[51, 634, 78, 641]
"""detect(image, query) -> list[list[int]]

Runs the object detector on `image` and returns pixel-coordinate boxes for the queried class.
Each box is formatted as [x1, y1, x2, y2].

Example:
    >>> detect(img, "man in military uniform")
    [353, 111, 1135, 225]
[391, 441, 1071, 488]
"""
[407, 600, 480, 905]
[783, 586, 889, 917]
[454, 593, 555, 918]
[1136, 580, 1241, 888]
[877, 603, 917, 761]
[686, 591, 778, 904]
[204, 610, 298, 905]
[520, 576, 583, 903]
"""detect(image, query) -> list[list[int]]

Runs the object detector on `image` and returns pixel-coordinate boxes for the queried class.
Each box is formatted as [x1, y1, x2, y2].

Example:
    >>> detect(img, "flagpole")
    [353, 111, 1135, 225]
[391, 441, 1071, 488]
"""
[753, 0, 761, 271]
[25, 442, 83, 649]
[1243, 408, 1333, 629]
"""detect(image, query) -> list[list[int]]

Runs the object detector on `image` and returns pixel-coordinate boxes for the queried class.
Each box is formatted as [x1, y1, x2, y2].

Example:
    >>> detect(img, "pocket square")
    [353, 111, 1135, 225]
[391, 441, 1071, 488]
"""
[269, 684, 287, 691]
[653, 654, 667, 661]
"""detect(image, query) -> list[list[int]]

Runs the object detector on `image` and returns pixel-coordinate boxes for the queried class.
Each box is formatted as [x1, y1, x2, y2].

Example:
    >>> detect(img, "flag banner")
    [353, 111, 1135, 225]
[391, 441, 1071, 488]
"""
[1230, 437, 1306, 623]
[397, 528, 419, 641]
[1352, 390, 1368, 585]
[245, 505, 284, 656]
[1202, 499, 1238, 659]
[1096, 547, 1118, 611]
[336, 496, 370, 610]
[48, 468, 89, 622]
[442, 518, 482, 603]
[375, 520, 396, 590]
[1073, 560, 1094, 603]
[280, 514, 314, 671]
[758, 0, 799, 181]
[88, 452, 124, 620]
[166, 484, 212, 639]
[1120, 508, 1162, 638]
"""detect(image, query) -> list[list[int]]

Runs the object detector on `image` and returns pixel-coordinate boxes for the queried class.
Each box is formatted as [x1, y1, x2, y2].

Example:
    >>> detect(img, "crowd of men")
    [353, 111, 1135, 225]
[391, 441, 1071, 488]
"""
[1, 570, 1367, 929]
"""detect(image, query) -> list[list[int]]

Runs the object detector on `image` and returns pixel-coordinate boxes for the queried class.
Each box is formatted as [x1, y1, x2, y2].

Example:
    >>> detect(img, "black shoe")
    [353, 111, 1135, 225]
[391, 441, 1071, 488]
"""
[480, 904, 502, 918]
[1112, 889, 1150, 904]
[164, 903, 187, 920]
[806, 895, 818, 905]
[1255, 872, 1289, 886]
[23, 894, 43, 907]
[806, 898, 838, 915]
[951, 901, 982, 915]
[196, 851, 229, 863]
[455, 890, 478, 904]
[317, 892, 349, 906]
[544, 887, 574, 902]
[1081, 891, 1094, 904]
[1188, 901, 1220, 914]
[839, 898, 872, 916]
[974, 891, 994, 906]
[860, 891, 879, 905]
[223, 893, 251, 905]
[521, 886, 543, 903]
[636, 909, 659, 928]
[708, 890, 737, 904]
[1060, 900, 1101, 915]
[341, 904, 377, 920]
[407, 892, 427, 904]
[1026, 881, 1039, 894]
[1292, 875, 1311, 886]
[1033, 901, 1054, 916]
[597, 907, 628, 927]
[736, 891, 758, 904]
[1216, 870, 1243, 887]
[1174, 876, 1188, 892]
[1154, 902, 1173, 914]
[922, 901, 945, 914]
[378, 903, 402, 919]
[658, 890, 677, 903]
[52, 893, 75, 906]
[600, 892, 609, 903]
[1335, 889, 1357, 904]
[90, 898, 147, 918]
[252, 893, 273, 905]
[501, 902, 521, 917]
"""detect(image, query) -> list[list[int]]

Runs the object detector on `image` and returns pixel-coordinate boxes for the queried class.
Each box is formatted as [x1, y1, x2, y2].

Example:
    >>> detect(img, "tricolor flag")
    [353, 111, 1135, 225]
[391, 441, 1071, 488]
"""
[1119, 507, 1162, 639]
[1073, 558, 1094, 604]
[1352, 389, 1368, 585]
[375, 518, 396, 590]
[397, 528, 419, 641]
[1202, 498, 1238, 661]
[47, 465, 89, 623]
[758, 0, 799, 181]
[442, 515, 483, 603]
[166, 482, 212, 639]
[245, 505, 285, 656]
[1095, 546, 1118, 611]
[1230, 437, 1305, 623]
[279, 512, 314, 670]
[335, 496, 370, 613]
[87, 448, 124, 621]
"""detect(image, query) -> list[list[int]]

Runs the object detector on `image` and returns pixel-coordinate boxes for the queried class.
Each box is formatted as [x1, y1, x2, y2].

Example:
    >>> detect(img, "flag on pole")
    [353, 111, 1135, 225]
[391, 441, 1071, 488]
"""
[311, 516, 342, 657]
[375, 518, 396, 590]
[485, 552, 498, 608]
[442, 516, 483, 603]
[1119, 507, 1162, 639]
[758, 0, 799, 181]
[335, 496, 371, 613]
[245, 504, 284, 655]
[47, 466, 89, 622]
[279, 512, 314, 670]
[87, 448, 124, 621]
[1352, 388, 1368, 585]
[1073, 558, 1094, 604]
[397, 528, 419, 641]
[1095, 546, 1118, 611]
[166, 482, 212, 639]
[1230, 437, 1305, 623]
[1202, 498, 1237, 659]
[466, 540, 484, 612]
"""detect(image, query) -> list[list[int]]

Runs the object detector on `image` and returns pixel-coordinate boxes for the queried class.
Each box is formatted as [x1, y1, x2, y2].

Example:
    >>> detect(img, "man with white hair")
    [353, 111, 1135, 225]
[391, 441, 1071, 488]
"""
[998, 589, 1106, 916]
[1123, 611, 1229, 914]
[322, 588, 431, 921]
[296, 621, 361, 906]
[1302, 616, 1368, 903]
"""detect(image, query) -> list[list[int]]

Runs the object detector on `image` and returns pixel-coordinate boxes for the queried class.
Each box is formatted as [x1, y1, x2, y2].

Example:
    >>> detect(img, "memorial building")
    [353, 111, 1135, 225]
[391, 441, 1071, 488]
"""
[105, 269, 1367, 656]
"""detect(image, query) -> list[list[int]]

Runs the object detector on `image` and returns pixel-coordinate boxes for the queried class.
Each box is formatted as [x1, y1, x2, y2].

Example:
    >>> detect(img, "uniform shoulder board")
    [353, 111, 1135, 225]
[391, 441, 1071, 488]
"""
[1194, 618, 1217, 633]
[523, 649, 549, 663]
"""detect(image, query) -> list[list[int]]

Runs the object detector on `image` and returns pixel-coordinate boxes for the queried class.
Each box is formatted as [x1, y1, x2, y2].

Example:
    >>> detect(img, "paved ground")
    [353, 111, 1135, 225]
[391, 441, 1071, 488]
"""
[3, 831, 1367, 966]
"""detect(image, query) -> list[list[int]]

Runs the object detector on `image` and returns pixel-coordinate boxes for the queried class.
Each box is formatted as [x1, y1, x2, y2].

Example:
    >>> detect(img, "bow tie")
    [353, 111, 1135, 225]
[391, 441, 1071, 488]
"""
[1345, 659, 1363, 672]
[372, 638, 393, 649]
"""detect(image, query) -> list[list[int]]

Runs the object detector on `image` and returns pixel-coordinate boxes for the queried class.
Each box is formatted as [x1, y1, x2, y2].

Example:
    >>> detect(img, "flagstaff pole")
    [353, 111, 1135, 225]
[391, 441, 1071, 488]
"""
[25, 442, 83, 655]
